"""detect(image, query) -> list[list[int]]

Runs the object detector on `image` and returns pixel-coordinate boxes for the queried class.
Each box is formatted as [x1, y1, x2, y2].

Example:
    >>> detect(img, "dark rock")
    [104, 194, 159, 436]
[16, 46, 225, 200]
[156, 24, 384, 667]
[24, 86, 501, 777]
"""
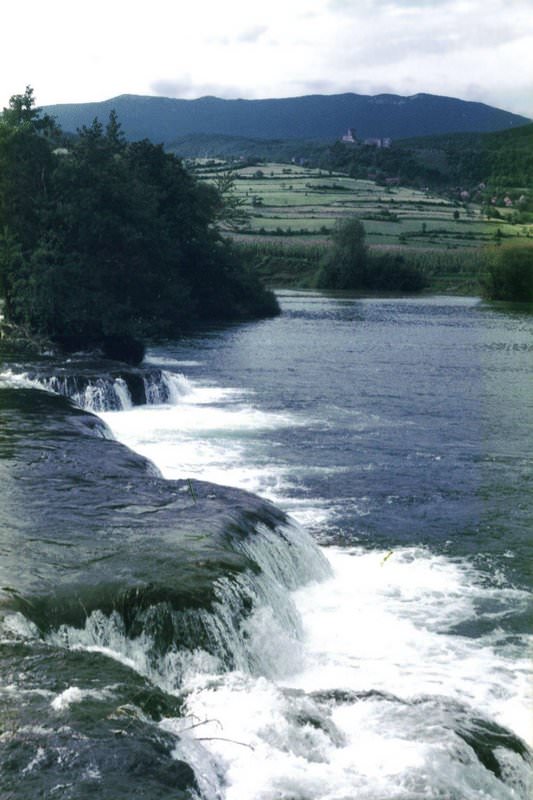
[102, 334, 146, 365]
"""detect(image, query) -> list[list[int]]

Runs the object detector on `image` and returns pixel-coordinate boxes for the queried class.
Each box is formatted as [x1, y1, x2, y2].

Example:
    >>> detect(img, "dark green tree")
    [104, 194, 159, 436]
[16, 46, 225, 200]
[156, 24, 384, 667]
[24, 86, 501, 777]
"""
[0, 88, 56, 247]
[315, 216, 426, 293]
[483, 244, 533, 302]
[316, 217, 368, 289]
[0, 89, 278, 362]
[0, 87, 59, 318]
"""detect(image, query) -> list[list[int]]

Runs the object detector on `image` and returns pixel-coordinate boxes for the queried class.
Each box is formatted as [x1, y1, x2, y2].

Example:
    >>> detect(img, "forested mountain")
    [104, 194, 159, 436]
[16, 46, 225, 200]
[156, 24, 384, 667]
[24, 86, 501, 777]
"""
[44, 92, 529, 145]
[165, 132, 329, 162]
[463, 123, 532, 188]
[301, 123, 532, 203]
[395, 123, 533, 187]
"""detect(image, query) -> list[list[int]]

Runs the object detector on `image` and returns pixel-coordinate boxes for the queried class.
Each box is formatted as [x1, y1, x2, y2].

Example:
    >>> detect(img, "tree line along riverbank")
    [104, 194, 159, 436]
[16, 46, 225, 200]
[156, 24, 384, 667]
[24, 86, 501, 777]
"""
[1, 88, 531, 364]
[234, 234, 533, 301]
[0, 89, 279, 364]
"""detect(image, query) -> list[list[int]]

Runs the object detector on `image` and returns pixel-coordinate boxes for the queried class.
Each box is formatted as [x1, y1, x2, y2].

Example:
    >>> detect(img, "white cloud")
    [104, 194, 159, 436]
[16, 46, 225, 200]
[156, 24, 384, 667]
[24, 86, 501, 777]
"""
[1, 0, 532, 117]
[236, 25, 269, 43]
[151, 76, 245, 100]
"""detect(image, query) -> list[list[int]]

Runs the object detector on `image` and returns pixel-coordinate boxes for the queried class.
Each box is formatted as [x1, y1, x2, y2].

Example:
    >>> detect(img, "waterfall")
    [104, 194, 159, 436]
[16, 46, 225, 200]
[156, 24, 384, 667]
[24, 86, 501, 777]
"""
[38, 375, 134, 411]
[142, 371, 193, 406]
[44, 520, 331, 692]
[1, 367, 193, 411]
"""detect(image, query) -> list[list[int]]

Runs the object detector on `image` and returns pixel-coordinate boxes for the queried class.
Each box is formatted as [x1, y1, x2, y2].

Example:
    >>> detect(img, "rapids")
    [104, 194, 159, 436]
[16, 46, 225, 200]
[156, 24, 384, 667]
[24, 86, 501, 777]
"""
[1, 291, 532, 799]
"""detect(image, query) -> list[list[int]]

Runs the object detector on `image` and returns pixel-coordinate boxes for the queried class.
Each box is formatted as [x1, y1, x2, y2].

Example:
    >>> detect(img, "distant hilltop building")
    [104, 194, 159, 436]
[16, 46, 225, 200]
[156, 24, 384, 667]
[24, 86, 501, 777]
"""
[363, 137, 392, 148]
[340, 130, 392, 148]
[341, 128, 357, 143]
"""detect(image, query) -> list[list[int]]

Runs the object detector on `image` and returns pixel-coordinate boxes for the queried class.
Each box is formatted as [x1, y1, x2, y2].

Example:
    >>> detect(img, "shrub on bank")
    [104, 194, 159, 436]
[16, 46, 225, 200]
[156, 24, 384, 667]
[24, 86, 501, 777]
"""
[365, 252, 428, 292]
[315, 218, 368, 289]
[483, 244, 533, 302]
[315, 217, 427, 292]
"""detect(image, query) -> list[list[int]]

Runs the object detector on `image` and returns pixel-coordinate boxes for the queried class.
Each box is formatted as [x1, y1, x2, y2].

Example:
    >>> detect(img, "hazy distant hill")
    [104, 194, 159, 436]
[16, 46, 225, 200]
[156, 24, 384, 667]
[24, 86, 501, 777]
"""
[44, 92, 530, 145]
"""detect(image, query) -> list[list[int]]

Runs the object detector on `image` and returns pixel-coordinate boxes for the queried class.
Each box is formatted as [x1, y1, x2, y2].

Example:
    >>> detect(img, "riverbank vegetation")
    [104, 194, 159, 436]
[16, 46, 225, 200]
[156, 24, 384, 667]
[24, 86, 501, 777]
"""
[0, 89, 278, 363]
[1, 87, 529, 343]
[483, 244, 533, 302]
[191, 157, 531, 295]
[312, 218, 427, 292]
[237, 240, 487, 294]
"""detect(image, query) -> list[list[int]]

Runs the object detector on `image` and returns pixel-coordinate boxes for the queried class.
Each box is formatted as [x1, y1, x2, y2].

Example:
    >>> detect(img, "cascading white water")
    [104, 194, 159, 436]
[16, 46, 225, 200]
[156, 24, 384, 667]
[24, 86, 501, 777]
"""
[45, 520, 331, 692]
[142, 371, 193, 405]
[4, 335, 530, 799]
[160, 546, 531, 800]
[110, 377, 133, 410]
[94, 362, 532, 800]
[0, 368, 194, 412]
[69, 377, 134, 412]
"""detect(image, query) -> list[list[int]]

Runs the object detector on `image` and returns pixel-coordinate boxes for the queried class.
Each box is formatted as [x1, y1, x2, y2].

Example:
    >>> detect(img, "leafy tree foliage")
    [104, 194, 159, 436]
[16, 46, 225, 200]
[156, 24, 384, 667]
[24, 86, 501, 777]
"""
[483, 244, 533, 302]
[316, 216, 426, 292]
[211, 169, 250, 231]
[0, 89, 278, 362]
[316, 218, 368, 289]
[363, 252, 428, 292]
[321, 124, 533, 198]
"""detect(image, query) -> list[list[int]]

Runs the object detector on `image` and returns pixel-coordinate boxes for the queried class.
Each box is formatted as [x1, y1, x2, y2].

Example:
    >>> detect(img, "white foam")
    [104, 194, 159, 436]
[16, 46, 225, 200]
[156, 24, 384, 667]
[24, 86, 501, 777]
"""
[99, 394, 302, 500]
[288, 548, 532, 738]
[0, 611, 40, 641]
[169, 546, 531, 800]
[168, 675, 531, 800]
[22, 746, 47, 774]
[89, 368, 532, 796]
[100, 399, 294, 435]
[45, 542, 529, 797]
[143, 356, 204, 368]
[0, 368, 40, 390]
[51, 685, 112, 711]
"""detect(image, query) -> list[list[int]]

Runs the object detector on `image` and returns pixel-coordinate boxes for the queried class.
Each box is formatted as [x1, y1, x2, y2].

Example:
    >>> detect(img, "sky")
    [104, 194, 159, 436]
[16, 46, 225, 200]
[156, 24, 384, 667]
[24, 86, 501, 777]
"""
[2, 0, 532, 118]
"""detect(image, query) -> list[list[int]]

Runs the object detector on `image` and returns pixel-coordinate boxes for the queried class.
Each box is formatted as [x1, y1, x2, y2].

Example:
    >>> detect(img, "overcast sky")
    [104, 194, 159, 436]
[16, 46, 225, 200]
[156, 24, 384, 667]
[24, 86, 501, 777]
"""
[2, 0, 532, 117]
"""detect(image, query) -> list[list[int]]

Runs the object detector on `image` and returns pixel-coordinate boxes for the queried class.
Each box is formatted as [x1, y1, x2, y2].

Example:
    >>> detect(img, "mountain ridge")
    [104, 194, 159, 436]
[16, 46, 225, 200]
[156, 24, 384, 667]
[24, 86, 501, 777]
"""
[43, 91, 530, 145]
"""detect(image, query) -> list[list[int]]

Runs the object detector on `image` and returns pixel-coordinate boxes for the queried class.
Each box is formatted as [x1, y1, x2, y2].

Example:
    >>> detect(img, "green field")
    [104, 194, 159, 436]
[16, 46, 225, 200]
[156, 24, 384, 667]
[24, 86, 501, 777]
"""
[195, 161, 532, 249]
[192, 161, 532, 292]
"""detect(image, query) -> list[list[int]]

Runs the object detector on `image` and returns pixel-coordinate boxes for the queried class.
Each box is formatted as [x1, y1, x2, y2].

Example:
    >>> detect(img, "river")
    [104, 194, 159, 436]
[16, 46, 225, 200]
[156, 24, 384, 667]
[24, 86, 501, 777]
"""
[1, 291, 532, 799]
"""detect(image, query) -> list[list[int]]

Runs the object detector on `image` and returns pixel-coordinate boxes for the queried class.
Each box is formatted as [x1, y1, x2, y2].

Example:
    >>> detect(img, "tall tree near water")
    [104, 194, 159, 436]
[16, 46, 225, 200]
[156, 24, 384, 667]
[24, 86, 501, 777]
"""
[316, 218, 368, 289]
[0, 88, 59, 317]
[0, 88, 278, 361]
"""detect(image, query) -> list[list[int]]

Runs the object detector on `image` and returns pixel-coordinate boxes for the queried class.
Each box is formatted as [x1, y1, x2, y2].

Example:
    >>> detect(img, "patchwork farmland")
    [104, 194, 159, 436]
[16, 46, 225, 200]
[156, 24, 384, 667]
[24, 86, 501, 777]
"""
[194, 162, 530, 248]
[192, 161, 532, 291]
